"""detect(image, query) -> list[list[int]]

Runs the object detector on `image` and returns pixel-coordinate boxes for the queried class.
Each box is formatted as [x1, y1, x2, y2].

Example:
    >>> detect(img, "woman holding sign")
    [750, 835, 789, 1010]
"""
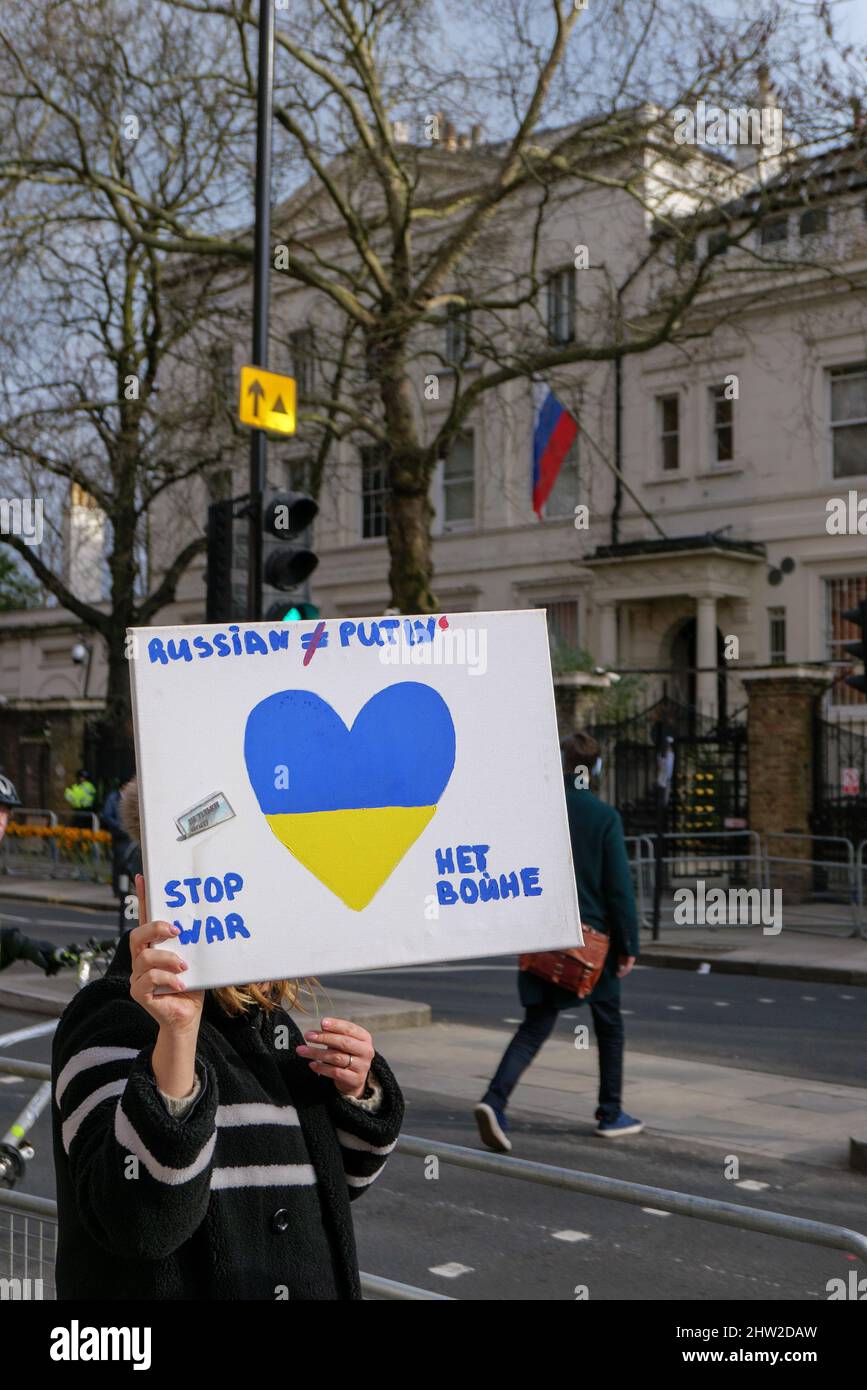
[51, 786, 404, 1300]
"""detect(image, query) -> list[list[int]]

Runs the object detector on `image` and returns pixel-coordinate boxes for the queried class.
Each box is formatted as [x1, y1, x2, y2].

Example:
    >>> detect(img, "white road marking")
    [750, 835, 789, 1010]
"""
[342, 964, 516, 975]
[802, 996, 816, 1002]
[667, 1005, 684, 1011]
[552, 1230, 591, 1243]
[758, 998, 775, 1004]
[736, 1180, 770, 1192]
[713, 1001, 730, 1007]
[429, 1262, 474, 1279]
[502, 1018, 522, 1024]
[642, 1208, 671, 1217]
[621, 1009, 635, 1015]
[839, 994, 855, 1001]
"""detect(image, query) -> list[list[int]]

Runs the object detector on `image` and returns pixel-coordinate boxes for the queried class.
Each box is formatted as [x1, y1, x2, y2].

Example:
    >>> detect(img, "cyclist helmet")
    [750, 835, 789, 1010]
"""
[0, 773, 22, 808]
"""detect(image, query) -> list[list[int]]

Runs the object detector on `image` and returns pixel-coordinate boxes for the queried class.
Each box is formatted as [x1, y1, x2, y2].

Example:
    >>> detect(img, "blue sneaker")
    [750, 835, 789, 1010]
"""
[474, 1102, 512, 1153]
[595, 1111, 643, 1137]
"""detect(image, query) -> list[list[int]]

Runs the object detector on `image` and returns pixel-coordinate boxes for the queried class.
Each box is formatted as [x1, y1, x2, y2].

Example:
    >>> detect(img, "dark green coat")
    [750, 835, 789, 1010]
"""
[519, 779, 640, 1010]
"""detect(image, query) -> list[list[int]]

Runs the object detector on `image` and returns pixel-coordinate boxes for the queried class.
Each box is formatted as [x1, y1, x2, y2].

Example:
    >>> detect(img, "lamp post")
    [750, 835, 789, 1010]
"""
[246, 0, 276, 622]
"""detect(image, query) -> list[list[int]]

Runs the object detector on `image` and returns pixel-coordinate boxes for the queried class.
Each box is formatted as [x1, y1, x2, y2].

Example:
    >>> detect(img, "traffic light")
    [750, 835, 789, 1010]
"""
[205, 491, 320, 623]
[261, 491, 319, 621]
[843, 599, 867, 695]
[206, 497, 246, 622]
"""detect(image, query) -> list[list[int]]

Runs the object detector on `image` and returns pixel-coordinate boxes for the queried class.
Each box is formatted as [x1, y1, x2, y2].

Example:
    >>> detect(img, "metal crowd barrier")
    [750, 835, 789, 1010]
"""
[397, 1135, 867, 1264]
[624, 835, 654, 926]
[0, 1187, 453, 1302]
[3, 1130, 864, 1303]
[0, 806, 110, 885]
[762, 833, 862, 940]
[628, 829, 867, 939]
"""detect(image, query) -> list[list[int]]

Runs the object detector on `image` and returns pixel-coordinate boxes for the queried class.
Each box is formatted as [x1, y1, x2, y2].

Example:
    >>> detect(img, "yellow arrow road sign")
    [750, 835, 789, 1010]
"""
[238, 365, 297, 435]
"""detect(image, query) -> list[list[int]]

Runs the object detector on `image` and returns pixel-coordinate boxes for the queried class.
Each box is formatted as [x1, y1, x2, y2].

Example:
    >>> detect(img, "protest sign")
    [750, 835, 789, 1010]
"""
[128, 609, 581, 990]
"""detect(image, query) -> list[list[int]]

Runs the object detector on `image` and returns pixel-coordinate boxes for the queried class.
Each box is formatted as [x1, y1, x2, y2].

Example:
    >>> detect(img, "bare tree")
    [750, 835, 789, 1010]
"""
[1, 0, 862, 636]
[0, 0, 253, 772]
[159, 0, 861, 611]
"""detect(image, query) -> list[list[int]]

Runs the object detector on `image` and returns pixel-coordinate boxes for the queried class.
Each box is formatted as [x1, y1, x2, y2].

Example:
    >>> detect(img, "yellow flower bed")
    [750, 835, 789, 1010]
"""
[6, 823, 112, 846]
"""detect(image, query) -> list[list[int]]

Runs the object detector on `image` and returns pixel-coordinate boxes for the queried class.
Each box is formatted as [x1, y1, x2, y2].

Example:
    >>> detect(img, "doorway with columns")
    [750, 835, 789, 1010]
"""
[668, 614, 729, 726]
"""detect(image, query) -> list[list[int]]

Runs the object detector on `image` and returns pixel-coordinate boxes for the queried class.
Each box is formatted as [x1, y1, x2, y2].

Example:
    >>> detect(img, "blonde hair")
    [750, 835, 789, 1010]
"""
[213, 977, 321, 1017]
[119, 776, 319, 1019]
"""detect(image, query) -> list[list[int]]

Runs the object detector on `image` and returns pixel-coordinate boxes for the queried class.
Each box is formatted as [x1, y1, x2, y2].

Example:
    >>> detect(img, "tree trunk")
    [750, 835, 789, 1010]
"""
[379, 335, 438, 614]
[91, 633, 136, 788]
[386, 474, 437, 614]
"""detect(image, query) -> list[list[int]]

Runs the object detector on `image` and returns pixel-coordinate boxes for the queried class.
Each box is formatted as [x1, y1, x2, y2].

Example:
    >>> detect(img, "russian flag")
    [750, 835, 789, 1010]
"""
[532, 382, 578, 517]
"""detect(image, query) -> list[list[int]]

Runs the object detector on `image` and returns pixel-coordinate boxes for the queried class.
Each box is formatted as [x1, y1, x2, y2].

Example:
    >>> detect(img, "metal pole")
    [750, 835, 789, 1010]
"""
[651, 792, 664, 941]
[247, 0, 276, 622]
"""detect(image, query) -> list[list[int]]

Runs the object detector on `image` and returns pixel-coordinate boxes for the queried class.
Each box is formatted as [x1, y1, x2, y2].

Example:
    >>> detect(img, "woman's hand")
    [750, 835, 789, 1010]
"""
[296, 1017, 374, 1099]
[130, 874, 204, 1035]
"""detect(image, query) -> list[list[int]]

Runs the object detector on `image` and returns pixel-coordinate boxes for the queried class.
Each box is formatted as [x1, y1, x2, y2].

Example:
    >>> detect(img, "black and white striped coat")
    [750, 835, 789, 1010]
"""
[51, 932, 404, 1301]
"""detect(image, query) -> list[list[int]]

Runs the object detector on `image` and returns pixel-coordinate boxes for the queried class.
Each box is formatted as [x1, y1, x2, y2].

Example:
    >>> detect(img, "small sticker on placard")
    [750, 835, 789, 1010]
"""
[175, 791, 235, 840]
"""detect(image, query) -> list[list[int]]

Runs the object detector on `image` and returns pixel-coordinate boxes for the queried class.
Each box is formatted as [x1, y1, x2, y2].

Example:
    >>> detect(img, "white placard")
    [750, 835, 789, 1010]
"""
[128, 609, 582, 989]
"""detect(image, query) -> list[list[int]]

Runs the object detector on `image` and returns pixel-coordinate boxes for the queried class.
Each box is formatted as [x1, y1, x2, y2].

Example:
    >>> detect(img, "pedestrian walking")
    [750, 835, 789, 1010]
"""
[474, 730, 642, 1152]
[101, 778, 134, 931]
[51, 781, 404, 1300]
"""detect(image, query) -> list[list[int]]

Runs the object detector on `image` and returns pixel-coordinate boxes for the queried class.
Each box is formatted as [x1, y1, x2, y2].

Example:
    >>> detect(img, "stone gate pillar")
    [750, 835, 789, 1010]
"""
[741, 667, 834, 898]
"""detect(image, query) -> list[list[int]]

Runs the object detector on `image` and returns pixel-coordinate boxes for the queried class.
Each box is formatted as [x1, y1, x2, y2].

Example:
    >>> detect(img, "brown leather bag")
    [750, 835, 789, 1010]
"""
[519, 925, 610, 999]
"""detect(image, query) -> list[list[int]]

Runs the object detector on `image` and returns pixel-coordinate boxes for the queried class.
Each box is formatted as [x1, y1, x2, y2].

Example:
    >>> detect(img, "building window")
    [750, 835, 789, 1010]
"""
[826, 576, 867, 706]
[710, 384, 734, 464]
[444, 306, 471, 366]
[360, 446, 388, 539]
[760, 215, 788, 245]
[546, 268, 576, 345]
[657, 394, 680, 472]
[830, 363, 867, 479]
[442, 431, 475, 530]
[289, 327, 316, 400]
[286, 457, 314, 495]
[799, 206, 828, 237]
[543, 440, 581, 520]
[768, 607, 786, 665]
[539, 600, 580, 667]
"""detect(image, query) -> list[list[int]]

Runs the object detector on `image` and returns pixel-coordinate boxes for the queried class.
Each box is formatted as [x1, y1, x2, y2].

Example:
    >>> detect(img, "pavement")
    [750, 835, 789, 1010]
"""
[1, 875, 865, 1174]
[0, 876, 114, 912]
[381, 1018, 867, 1172]
[4, 965, 861, 1174]
[641, 928, 867, 985]
[2, 874, 866, 984]
[0, 962, 430, 1032]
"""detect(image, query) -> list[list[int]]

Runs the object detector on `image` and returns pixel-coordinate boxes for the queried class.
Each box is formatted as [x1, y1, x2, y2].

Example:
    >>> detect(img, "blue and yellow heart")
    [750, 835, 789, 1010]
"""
[244, 682, 456, 911]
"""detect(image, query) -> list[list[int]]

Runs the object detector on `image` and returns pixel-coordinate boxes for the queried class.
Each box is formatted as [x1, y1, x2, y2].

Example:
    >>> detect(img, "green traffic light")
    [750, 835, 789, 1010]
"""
[282, 603, 320, 622]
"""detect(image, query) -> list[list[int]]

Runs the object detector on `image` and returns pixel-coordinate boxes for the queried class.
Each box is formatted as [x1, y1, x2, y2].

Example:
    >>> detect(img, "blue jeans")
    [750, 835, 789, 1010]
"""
[482, 998, 625, 1124]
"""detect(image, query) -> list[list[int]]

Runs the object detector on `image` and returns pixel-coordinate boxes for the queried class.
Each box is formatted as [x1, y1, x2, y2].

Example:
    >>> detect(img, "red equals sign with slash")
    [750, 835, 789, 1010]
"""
[301, 622, 328, 665]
